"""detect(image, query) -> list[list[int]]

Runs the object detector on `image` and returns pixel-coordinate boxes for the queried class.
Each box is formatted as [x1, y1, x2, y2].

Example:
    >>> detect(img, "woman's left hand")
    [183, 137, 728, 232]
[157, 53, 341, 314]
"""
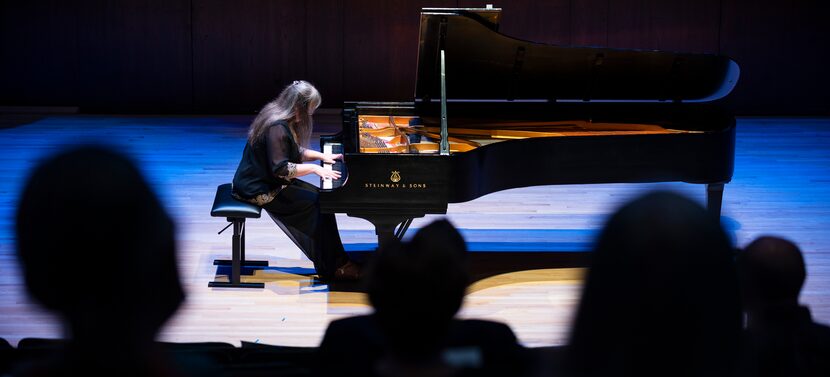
[321, 153, 343, 164]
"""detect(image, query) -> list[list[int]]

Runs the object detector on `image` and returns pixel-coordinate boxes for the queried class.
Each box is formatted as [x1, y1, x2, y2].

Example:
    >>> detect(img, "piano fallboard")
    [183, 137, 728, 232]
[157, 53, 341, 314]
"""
[319, 153, 450, 216]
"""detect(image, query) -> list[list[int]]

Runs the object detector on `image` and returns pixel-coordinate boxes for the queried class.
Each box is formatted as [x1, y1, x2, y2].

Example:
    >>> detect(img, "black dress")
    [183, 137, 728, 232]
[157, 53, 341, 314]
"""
[232, 120, 347, 279]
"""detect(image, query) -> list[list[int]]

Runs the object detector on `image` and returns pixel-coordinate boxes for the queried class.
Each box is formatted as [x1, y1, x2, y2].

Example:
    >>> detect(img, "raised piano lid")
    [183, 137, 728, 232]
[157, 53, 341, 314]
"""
[414, 7, 740, 107]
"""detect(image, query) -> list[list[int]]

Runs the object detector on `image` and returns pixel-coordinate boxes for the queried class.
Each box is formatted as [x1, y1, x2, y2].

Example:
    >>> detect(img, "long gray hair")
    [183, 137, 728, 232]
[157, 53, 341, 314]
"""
[248, 80, 321, 147]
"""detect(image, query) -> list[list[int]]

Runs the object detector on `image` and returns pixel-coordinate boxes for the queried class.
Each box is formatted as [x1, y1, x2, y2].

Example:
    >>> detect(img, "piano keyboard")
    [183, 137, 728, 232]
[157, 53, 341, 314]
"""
[321, 142, 345, 189]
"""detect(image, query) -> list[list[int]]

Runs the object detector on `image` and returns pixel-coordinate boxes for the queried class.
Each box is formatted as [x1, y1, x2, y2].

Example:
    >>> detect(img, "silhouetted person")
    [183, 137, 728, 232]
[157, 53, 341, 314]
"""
[317, 219, 526, 377]
[737, 236, 830, 377]
[562, 191, 742, 377]
[14, 146, 213, 376]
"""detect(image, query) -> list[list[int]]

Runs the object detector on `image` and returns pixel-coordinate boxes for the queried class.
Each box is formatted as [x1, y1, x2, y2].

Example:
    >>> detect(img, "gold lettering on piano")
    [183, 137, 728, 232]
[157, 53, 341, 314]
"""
[362, 171, 428, 189]
[365, 183, 400, 188]
[363, 182, 428, 189]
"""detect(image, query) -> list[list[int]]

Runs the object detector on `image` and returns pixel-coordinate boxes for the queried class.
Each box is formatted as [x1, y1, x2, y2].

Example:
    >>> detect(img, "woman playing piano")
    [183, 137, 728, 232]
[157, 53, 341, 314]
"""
[231, 80, 360, 280]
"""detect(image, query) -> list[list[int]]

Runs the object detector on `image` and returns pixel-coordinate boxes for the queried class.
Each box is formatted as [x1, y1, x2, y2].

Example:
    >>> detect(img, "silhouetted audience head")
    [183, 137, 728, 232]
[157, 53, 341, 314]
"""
[15, 145, 184, 374]
[738, 236, 805, 312]
[367, 219, 469, 365]
[564, 191, 741, 377]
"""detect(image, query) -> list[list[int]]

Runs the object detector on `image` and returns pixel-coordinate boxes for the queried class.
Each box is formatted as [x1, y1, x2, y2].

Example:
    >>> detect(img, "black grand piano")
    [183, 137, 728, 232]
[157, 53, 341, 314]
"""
[319, 6, 739, 250]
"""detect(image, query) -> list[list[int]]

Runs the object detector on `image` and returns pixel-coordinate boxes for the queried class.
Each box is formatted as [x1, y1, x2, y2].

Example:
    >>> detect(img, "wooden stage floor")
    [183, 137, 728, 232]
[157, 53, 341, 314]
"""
[1, 114, 829, 347]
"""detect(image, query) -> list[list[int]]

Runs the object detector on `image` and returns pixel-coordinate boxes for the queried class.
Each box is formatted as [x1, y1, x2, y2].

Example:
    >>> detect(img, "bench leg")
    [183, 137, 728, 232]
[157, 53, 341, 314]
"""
[213, 220, 268, 267]
[210, 218, 265, 288]
[241, 220, 246, 263]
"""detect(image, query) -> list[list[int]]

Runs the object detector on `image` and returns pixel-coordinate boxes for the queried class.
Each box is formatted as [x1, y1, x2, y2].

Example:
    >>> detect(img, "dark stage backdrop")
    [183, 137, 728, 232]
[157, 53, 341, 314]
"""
[1, 0, 828, 115]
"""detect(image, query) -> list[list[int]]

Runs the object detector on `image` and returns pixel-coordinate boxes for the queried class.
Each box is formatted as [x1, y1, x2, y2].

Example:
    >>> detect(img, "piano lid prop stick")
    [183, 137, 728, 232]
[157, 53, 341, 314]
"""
[440, 49, 449, 155]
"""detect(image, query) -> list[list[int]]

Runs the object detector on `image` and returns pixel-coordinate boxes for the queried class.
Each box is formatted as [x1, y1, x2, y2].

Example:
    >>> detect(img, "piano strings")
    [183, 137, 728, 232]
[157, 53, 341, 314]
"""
[357, 115, 689, 154]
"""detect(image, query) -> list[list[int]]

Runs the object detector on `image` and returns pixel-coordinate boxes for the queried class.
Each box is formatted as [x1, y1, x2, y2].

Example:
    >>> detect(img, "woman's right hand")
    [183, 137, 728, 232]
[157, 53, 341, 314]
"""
[315, 165, 341, 180]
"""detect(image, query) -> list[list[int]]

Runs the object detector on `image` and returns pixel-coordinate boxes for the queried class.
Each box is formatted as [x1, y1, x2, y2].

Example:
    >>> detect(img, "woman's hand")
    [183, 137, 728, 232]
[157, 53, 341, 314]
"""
[302, 148, 343, 163]
[315, 165, 342, 180]
[320, 153, 343, 165]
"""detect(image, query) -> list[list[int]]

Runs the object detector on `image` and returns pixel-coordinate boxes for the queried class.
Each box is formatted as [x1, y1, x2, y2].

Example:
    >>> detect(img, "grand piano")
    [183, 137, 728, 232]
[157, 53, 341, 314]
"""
[319, 6, 739, 250]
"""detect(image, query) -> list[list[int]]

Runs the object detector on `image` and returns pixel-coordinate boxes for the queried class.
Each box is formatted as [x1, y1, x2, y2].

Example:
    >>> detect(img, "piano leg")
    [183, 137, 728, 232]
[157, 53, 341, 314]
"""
[706, 183, 725, 219]
[376, 223, 397, 251]
[348, 214, 424, 251]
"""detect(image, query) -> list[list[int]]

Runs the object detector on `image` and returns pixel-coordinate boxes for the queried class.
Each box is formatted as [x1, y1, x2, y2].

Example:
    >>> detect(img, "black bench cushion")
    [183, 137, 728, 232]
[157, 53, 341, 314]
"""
[211, 184, 262, 219]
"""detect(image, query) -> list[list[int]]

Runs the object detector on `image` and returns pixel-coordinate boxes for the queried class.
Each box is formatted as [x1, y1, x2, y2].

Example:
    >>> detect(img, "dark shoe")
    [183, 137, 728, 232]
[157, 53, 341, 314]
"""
[333, 260, 362, 281]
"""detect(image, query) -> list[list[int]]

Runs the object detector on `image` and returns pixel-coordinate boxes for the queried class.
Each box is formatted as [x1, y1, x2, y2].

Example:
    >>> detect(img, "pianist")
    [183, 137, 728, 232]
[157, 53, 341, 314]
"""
[231, 80, 361, 281]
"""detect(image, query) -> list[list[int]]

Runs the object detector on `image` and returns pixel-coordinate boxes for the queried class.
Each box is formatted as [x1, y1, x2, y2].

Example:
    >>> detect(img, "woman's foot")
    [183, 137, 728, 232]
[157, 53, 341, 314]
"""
[333, 260, 362, 281]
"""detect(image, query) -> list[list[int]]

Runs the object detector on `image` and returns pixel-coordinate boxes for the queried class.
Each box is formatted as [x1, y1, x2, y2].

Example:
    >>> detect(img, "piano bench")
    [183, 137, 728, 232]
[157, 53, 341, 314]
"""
[209, 183, 268, 289]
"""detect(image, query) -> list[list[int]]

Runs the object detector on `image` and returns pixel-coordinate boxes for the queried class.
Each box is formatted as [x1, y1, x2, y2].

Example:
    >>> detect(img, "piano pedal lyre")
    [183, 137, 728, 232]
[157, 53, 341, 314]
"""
[395, 218, 414, 240]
